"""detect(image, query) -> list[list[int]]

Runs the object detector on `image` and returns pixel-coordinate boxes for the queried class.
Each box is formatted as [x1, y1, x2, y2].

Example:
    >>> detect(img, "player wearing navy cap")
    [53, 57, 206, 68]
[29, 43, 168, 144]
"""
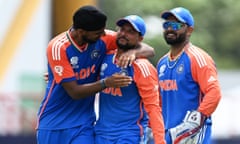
[36, 6, 155, 144]
[157, 7, 221, 144]
[95, 15, 166, 144]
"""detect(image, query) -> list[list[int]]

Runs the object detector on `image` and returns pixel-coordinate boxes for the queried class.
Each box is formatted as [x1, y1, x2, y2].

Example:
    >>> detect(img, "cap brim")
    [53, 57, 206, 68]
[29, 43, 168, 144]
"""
[161, 11, 186, 24]
[116, 19, 140, 33]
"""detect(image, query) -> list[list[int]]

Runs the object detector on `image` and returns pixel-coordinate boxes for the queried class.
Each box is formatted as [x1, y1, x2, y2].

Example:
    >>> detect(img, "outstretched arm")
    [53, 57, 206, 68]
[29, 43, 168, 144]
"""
[44, 72, 132, 99]
[136, 42, 155, 58]
[62, 73, 132, 99]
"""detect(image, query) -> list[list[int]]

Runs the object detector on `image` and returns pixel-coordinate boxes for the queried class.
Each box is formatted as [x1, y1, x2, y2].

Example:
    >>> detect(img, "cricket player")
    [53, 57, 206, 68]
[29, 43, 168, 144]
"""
[36, 6, 154, 144]
[157, 7, 222, 144]
[95, 15, 166, 144]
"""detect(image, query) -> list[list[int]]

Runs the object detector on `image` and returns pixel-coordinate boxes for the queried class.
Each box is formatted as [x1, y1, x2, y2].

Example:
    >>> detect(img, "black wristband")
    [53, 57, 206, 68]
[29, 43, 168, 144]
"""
[100, 79, 107, 89]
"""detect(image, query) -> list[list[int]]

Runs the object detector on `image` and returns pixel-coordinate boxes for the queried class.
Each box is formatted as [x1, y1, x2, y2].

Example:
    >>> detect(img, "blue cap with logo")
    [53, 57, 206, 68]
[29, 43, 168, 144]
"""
[161, 7, 194, 27]
[116, 15, 146, 36]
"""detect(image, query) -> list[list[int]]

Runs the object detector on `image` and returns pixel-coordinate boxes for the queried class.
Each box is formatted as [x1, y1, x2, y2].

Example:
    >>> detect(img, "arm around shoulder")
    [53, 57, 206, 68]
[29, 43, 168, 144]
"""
[135, 42, 155, 58]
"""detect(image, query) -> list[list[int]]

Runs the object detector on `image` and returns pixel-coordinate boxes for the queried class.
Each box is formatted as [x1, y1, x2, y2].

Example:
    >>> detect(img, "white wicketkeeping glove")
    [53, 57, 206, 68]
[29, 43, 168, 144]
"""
[169, 110, 206, 144]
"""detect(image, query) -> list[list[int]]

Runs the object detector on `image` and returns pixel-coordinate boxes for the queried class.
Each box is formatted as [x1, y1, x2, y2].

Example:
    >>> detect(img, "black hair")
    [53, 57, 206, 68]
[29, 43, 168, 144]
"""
[73, 5, 107, 31]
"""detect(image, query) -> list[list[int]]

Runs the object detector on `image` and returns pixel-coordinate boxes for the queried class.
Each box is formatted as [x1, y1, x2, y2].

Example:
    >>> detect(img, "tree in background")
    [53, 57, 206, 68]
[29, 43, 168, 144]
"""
[99, 0, 240, 69]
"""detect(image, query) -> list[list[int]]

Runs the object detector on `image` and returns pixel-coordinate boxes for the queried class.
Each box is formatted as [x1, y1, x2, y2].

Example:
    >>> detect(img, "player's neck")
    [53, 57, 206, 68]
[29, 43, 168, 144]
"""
[70, 30, 86, 46]
[170, 40, 188, 58]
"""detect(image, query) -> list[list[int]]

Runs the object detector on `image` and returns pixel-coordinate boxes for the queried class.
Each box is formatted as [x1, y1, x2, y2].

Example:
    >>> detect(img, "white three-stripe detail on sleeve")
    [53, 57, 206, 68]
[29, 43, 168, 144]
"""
[189, 46, 207, 68]
[136, 61, 150, 78]
[52, 36, 68, 60]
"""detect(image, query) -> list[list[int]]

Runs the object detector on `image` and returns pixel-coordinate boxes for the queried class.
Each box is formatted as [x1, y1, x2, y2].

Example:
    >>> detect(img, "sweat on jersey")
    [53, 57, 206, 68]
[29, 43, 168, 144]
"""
[95, 51, 165, 144]
[156, 42, 221, 131]
[36, 29, 117, 130]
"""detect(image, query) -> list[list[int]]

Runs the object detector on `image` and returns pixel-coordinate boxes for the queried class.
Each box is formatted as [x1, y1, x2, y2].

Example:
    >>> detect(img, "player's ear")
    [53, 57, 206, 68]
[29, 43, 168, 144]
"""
[187, 27, 193, 36]
[139, 36, 143, 42]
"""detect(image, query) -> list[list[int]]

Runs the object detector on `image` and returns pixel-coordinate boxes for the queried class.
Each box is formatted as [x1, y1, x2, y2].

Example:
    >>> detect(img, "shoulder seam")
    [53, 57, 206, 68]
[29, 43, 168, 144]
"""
[188, 46, 207, 68]
[135, 60, 150, 78]
[51, 35, 68, 61]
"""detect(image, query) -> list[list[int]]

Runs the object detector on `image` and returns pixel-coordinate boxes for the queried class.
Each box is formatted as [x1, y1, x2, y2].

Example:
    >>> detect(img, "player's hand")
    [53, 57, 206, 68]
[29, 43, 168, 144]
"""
[169, 110, 206, 144]
[104, 73, 132, 88]
[44, 72, 49, 83]
[117, 50, 136, 68]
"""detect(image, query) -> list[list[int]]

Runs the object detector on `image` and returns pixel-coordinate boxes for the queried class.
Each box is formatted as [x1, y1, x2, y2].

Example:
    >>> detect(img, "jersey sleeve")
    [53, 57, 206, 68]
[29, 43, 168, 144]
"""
[47, 33, 75, 84]
[189, 46, 221, 117]
[133, 59, 165, 144]
[101, 29, 118, 52]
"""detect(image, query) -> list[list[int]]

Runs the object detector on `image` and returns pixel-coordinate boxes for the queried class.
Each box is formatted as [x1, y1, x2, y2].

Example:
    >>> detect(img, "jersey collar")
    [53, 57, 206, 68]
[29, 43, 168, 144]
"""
[66, 29, 88, 52]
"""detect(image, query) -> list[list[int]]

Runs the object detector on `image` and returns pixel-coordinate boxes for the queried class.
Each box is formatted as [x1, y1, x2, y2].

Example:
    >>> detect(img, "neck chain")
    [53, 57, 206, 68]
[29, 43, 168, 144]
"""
[167, 57, 179, 69]
[167, 52, 183, 69]
[167, 47, 185, 69]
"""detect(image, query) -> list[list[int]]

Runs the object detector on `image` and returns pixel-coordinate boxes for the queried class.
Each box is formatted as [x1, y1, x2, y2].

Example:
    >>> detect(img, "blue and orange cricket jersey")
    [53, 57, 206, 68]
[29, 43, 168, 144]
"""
[156, 43, 221, 142]
[36, 29, 117, 130]
[95, 51, 165, 144]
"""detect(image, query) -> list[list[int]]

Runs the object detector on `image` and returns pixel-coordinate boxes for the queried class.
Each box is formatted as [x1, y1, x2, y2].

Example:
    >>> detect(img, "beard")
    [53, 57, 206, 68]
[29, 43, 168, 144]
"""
[82, 35, 99, 44]
[116, 37, 136, 51]
[164, 31, 187, 45]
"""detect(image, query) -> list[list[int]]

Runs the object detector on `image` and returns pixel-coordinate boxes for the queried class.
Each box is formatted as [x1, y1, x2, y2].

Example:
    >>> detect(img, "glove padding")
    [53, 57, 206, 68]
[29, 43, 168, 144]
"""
[169, 110, 206, 144]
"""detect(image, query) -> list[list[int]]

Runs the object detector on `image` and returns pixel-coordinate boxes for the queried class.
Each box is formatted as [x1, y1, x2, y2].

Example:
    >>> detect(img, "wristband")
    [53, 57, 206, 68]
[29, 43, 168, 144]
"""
[100, 79, 107, 89]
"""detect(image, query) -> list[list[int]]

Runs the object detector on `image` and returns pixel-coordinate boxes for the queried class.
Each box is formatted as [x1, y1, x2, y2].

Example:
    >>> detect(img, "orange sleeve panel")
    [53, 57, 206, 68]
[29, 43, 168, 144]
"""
[47, 32, 75, 84]
[101, 29, 118, 52]
[187, 45, 221, 117]
[133, 59, 166, 144]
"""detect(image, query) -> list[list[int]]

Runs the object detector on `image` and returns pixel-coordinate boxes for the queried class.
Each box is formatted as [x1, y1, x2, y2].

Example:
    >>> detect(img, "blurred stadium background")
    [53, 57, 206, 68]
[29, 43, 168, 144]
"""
[0, 0, 239, 144]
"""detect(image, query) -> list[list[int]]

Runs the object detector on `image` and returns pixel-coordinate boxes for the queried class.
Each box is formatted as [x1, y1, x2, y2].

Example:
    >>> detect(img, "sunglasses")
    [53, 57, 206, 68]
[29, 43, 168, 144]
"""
[163, 21, 185, 31]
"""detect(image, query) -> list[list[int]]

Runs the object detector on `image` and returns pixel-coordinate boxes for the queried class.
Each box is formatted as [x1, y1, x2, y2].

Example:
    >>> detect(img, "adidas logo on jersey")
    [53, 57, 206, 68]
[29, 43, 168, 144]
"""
[208, 75, 216, 82]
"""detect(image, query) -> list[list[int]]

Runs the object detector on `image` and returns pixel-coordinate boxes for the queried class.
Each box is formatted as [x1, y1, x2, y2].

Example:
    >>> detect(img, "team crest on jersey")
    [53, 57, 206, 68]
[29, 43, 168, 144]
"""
[119, 68, 128, 76]
[70, 56, 79, 69]
[177, 64, 184, 74]
[158, 64, 166, 77]
[91, 49, 101, 59]
[100, 63, 108, 76]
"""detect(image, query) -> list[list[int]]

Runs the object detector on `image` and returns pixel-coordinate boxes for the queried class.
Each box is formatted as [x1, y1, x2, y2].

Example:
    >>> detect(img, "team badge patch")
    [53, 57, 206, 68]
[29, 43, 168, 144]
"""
[91, 49, 101, 59]
[119, 68, 128, 76]
[177, 64, 184, 74]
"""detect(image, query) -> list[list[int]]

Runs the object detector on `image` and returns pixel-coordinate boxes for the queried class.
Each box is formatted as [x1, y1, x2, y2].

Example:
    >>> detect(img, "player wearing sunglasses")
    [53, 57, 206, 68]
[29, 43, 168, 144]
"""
[162, 21, 185, 31]
[156, 7, 222, 144]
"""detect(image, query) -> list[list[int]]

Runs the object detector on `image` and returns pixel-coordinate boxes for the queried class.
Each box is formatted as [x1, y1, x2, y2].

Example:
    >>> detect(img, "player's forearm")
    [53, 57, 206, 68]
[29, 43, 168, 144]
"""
[62, 79, 106, 99]
[134, 42, 155, 58]
[63, 74, 132, 99]
[198, 85, 221, 116]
